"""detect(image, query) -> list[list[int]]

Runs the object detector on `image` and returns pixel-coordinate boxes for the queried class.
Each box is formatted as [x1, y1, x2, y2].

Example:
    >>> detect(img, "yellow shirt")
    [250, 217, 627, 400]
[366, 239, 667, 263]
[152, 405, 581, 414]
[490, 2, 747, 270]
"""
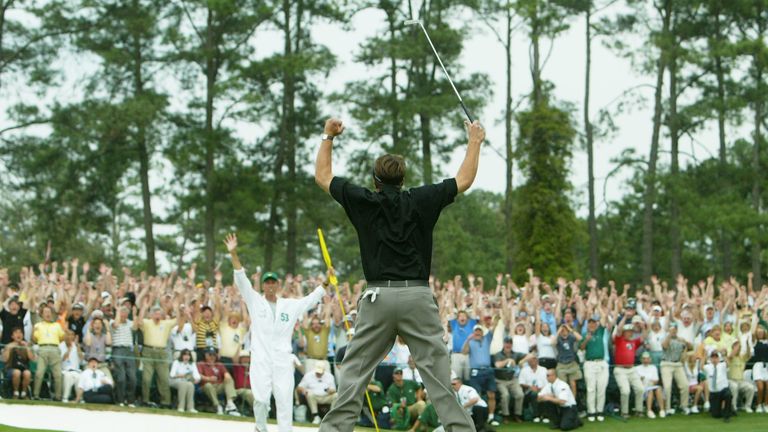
[34, 321, 65, 345]
[142, 319, 176, 348]
[219, 324, 246, 358]
[728, 354, 748, 381]
[305, 326, 330, 360]
[194, 318, 220, 349]
[703, 336, 730, 355]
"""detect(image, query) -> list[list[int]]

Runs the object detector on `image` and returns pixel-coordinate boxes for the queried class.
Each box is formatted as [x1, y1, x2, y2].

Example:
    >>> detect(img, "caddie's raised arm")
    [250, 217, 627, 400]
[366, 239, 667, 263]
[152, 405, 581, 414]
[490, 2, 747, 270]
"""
[224, 233, 258, 306]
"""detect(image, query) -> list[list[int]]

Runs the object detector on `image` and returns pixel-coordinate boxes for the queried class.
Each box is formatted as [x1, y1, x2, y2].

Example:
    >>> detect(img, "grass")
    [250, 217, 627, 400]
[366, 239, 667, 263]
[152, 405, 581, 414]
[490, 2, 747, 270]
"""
[1, 399, 767, 431]
[0, 425, 60, 432]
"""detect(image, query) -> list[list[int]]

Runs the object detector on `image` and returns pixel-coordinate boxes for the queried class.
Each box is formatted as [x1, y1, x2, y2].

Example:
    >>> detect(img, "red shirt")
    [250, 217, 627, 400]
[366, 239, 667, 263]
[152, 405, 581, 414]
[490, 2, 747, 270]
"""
[613, 336, 642, 366]
[197, 361, 227, 384]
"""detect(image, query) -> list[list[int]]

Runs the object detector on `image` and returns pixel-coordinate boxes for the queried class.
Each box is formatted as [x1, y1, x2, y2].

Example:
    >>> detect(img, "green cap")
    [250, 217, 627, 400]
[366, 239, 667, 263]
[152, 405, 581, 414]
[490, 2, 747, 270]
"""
[261, 272, 279, 282]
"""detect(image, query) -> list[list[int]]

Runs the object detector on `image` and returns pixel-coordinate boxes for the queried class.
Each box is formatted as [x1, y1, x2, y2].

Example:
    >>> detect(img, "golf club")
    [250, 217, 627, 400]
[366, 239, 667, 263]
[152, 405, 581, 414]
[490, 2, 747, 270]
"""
[404, 19, 474, 123]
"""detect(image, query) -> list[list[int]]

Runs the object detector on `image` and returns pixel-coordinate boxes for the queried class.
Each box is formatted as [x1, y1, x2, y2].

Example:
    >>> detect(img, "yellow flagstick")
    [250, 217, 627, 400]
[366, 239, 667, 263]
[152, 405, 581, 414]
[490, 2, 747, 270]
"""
[317, 228, 380, 432]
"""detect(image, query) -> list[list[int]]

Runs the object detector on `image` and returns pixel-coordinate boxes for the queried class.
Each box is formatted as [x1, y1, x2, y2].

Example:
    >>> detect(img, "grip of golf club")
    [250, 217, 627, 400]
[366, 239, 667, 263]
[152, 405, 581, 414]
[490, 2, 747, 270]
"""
[460, 100, 474, 123]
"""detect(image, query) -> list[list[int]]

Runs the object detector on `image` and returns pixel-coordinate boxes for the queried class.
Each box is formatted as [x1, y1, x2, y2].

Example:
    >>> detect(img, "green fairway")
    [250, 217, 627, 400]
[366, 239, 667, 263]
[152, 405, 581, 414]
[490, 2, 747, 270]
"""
[0, 425, 60, 432]
[1, 400, 767, 431]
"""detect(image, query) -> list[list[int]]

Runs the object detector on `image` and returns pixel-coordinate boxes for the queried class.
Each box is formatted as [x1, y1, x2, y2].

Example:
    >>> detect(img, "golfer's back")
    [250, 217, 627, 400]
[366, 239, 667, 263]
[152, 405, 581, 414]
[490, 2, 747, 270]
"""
[329, 176, 457, 281]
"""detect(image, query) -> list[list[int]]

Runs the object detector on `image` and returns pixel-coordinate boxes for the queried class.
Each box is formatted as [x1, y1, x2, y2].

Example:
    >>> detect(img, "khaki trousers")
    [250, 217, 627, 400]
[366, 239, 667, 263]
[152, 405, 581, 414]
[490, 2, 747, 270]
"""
[202, 375, 236, 405]
[141, 346, 171, 405]
[614, 366, 643, 414]
[729, 379, 755, 410]
[171, 378, 195, 410]
[33, 346, 62, 399]
[307, 393, 338, 414]
[496, 378, 524, 416]
[660, 361, 689, 410]
[62, 370, 81, 401]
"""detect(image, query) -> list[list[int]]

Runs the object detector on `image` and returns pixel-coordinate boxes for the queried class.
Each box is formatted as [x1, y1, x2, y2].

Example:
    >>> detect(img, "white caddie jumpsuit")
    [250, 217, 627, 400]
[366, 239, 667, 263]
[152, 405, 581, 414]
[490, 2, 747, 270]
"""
[234, 268, 325, 432]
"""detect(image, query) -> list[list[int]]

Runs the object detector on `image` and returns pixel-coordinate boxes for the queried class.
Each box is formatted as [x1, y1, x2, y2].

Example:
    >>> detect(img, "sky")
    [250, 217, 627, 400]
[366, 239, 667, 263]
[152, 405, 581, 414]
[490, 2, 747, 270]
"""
[2, 2, 748, 269]
[306, 6, 732, 218]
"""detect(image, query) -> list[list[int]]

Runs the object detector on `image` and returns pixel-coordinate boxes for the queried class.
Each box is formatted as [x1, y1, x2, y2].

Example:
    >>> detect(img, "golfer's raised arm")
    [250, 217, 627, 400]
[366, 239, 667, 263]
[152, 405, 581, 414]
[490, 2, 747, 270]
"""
[455, 120, 485, 194]
[314, 118, 345, 193]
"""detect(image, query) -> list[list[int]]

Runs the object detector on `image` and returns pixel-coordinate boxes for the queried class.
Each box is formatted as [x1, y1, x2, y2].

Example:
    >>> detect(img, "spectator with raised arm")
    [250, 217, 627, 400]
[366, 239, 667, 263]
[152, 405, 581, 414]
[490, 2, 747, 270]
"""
[139, 301, 179, 408]
[612, 319, 645, 419]
[111, 304, 140, 407]
[32, 304, 64, 400]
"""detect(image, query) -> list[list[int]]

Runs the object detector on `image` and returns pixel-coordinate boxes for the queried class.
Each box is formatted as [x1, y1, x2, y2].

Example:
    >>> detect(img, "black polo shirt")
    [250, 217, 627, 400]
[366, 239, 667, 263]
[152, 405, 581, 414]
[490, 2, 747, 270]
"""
[1, 308, 27, 344]
[329, 176, 457, 281]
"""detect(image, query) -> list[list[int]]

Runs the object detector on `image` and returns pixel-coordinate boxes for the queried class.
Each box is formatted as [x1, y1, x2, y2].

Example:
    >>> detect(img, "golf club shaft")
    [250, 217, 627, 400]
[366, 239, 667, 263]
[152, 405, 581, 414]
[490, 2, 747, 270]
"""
[417, 23, 474, 123]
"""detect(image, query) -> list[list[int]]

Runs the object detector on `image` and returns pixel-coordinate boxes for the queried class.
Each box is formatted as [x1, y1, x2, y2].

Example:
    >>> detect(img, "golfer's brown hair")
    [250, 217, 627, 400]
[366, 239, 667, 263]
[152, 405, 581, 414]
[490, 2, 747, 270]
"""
[374, 154, 406, 186]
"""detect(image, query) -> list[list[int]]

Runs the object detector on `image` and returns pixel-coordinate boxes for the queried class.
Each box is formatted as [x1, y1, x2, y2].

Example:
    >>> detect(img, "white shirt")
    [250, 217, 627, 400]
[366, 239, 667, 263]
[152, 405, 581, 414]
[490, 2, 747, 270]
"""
[519, 365, 548, 389]
[59, 342, 81, 372]
[647, 330, 666, 352]
[539, 378, 576, 407]
[170, 323, 195, 351]
[513, 334, 532, 356]
[456, 384, 487, 413]
[391, 342, 411, 367]
[635, 364, 659, 387]
[536, 335, 557, 359]
[298, 371, 336, 396]
[78, 368, 113, 392]
[675, 319, 699, 345]
[234, 268, 324, 356]
[170, 360, 201, 382]
[704, 362, 729, 392]
[402, 366, 422, 384]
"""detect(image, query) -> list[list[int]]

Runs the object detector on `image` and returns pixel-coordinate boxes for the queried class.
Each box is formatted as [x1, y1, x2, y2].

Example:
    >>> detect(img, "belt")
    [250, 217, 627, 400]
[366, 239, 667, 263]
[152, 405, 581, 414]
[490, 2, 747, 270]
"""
[39, 344, 58, 347]
[113, 346, 133, 349]
[586, 359, 605, 362]
[143, 346, 166, 350]
[367, 280, 428, 287]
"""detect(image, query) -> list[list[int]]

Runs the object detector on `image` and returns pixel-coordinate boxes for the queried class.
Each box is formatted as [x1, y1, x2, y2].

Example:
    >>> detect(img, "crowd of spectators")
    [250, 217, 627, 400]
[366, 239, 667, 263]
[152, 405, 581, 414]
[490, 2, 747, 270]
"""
[1, 261, 767, 431]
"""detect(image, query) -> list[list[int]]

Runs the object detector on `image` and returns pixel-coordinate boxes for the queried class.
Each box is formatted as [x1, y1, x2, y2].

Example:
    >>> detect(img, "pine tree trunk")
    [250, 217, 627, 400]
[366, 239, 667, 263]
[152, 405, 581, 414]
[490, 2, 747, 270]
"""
[204, 7, 217, 280]
[585, 8, 598, 278]
[386, 7, 400, 153]
[283, 0, 298, 274]
[132, 14, 156, 275]
[641, 3, 670, 282]
[504, 1, 514, 271]
[751, 55, 763, 289]
[714, 53, 732, 276]
[669, 51, 681, 278]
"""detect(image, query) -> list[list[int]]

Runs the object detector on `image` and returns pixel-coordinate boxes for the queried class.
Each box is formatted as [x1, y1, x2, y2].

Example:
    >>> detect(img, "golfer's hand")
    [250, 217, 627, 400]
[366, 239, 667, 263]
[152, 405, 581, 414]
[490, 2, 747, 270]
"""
[324, 118, 344, 137]
[224, 233, 238, 252]
[465, 120, 485, 144]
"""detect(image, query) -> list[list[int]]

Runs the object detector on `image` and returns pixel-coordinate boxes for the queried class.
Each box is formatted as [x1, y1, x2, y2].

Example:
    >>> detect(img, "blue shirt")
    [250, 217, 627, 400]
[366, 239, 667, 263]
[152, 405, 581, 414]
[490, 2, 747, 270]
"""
[450, 319, 478, 353]
[540, 310, 556, 335]
[468, 331, 493, 368]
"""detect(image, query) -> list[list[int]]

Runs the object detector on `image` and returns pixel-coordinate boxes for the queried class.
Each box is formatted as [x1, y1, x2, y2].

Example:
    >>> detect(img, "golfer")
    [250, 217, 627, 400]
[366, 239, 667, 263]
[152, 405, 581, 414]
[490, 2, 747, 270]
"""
[314, 118, 485, 432]
[224, 233, 326, 432]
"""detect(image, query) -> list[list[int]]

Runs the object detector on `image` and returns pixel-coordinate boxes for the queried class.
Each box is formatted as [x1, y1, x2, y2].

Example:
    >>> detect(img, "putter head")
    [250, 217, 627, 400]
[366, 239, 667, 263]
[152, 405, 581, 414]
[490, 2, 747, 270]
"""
[404, 19, 422, 26]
